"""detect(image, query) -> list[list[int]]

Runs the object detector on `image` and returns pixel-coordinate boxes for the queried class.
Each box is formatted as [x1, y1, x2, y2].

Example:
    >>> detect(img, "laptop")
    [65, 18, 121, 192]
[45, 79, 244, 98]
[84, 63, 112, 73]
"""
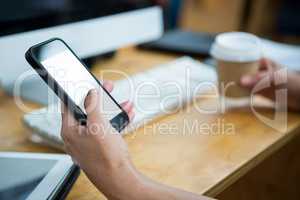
[0, 152, 80, 200]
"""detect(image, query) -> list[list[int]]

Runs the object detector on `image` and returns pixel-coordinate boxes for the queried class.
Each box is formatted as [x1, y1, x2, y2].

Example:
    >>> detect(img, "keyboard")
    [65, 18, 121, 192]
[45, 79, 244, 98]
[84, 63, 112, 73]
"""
[23, 57, 217, 149]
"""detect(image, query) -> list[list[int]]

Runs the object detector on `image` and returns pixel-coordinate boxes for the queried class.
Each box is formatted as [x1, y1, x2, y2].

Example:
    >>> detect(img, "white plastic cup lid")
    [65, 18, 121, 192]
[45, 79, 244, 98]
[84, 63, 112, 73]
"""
[210, 32, 262, 62]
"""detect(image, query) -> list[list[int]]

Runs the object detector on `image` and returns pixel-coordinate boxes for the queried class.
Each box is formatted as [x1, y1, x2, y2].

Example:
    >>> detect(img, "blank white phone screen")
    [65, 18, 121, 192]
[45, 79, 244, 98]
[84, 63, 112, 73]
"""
[41, 50, 122, 121]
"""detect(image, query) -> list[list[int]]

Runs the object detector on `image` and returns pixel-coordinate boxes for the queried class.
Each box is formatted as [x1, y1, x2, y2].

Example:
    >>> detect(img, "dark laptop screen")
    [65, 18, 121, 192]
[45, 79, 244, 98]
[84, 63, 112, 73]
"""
[0, 0, 154, 37]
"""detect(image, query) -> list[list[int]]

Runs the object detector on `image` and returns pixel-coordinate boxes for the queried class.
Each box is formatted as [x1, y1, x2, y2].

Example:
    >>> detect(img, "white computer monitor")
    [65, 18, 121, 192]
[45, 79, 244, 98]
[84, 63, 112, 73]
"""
[0, 1, 163, 104]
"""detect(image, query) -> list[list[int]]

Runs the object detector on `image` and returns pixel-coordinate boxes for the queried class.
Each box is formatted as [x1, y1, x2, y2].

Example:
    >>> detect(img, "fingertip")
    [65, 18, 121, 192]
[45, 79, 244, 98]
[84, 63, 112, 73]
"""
[240, 75, 253, 86]
[258, 57, 267, 69]
[121, 101, 134, 113]
[89, 89, 98, 97]
[126, 101, 134, 109]
[103, 80, 114, 93]
[85, 89, 104, 124]
[260, 57, 268, 63]
[128, 111, 135, 122]
[85, 89, 98, 109]
[120, 100, 130, 106]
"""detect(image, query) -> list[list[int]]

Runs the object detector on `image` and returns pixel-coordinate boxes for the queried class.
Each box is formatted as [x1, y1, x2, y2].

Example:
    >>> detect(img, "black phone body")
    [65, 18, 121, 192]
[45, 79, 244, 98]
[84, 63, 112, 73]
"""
[25, 38, 129, 132]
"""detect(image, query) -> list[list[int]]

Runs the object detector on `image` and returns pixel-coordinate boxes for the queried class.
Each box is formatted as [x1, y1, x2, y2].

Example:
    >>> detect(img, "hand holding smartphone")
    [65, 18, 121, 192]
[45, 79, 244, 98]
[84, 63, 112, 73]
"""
[25, 38, 129, 132]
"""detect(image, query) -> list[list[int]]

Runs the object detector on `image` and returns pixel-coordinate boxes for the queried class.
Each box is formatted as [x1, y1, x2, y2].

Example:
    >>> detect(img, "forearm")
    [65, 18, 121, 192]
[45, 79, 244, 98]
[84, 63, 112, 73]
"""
[95, 167, 214, 200]
[83, 160, 143, 200]
[136, 174, 214, 200]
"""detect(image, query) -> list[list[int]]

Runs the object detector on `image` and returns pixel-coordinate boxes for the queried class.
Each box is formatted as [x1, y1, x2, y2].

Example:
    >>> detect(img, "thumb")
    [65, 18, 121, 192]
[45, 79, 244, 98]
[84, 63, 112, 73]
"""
[84, 89, 103, 125]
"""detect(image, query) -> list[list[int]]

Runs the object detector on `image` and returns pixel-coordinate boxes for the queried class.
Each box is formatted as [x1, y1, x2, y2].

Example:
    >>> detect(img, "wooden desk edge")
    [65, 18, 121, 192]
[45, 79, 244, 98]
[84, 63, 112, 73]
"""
[204, 124, 300, 197]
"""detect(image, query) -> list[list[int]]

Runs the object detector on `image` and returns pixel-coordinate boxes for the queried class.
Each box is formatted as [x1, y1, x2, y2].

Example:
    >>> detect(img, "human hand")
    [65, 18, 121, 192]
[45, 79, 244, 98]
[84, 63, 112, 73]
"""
[240, 58, 300, 111]
[240, 58, 281, 100]
[61, 81, 217, 200]
[61, 81, 141, 200]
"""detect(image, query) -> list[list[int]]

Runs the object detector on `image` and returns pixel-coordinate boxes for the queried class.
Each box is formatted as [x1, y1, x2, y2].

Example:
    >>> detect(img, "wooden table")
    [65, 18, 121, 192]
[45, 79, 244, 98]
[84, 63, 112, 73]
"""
[1, 47, 300, 199]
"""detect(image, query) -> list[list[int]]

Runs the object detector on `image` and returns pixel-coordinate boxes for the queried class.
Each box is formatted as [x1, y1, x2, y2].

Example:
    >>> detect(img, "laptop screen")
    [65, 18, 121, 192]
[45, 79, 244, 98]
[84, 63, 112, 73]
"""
[0, 157, 57, 200]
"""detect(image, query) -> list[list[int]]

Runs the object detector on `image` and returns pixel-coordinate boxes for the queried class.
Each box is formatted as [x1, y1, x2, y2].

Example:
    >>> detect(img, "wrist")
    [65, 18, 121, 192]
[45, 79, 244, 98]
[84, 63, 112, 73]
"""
[97, 160, 145, 200]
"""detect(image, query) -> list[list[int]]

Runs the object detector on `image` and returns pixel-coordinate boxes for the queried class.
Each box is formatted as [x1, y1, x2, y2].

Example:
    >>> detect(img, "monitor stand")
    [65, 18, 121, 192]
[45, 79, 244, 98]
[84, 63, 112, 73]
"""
[2, 76, 58, 106]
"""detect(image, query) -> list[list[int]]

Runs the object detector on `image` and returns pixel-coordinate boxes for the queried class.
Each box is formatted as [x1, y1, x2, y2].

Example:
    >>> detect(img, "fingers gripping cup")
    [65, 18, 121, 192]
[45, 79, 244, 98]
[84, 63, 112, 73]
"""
[210, 32, 262, 98]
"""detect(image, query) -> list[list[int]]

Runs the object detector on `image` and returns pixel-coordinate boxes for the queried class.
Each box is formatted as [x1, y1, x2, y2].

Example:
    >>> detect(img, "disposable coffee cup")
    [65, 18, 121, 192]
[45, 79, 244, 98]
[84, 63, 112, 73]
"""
[210, 32, 262, 98]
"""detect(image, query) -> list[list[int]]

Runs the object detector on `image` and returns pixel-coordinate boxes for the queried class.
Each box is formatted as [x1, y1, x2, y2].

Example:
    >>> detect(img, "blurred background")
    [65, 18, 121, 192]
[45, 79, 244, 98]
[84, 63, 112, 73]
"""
[2, 0, 300, 43]
[161, 0, 300, 44]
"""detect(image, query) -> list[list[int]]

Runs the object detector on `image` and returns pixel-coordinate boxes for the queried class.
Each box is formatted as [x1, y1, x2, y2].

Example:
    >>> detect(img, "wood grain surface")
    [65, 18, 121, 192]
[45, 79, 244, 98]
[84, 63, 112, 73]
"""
[1, 47, 300, 199]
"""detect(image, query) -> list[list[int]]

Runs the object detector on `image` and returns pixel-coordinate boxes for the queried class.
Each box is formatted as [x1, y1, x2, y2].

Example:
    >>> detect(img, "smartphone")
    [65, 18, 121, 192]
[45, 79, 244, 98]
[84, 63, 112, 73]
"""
[25, 38, 129, 132]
